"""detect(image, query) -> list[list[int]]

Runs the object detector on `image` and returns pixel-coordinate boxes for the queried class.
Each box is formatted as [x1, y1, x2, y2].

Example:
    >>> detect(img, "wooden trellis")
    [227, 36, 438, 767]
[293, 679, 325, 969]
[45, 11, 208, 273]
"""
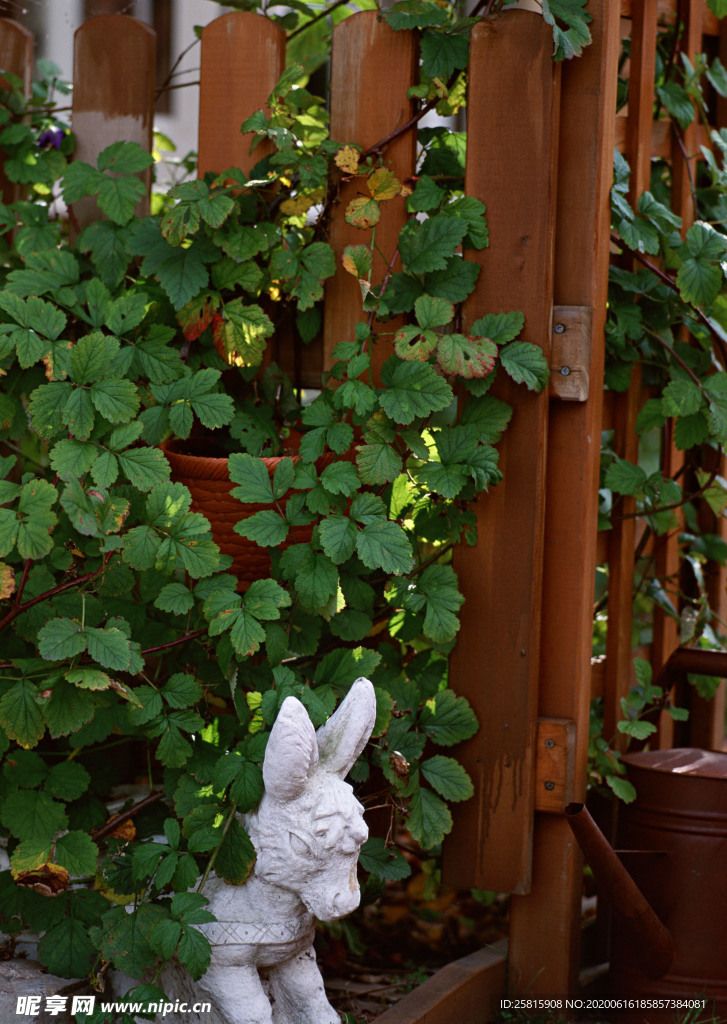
[0, 3, 725, 1019]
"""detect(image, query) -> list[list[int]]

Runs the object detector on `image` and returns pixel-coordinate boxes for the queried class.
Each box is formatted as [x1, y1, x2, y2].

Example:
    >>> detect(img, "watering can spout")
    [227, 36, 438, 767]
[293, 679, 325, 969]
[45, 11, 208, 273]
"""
[564, 802, 674, 980]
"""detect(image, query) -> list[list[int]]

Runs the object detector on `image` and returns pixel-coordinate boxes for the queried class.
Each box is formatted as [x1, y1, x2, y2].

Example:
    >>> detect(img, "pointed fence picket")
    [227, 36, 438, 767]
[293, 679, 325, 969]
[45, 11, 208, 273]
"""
[0, 1, 725, 1014]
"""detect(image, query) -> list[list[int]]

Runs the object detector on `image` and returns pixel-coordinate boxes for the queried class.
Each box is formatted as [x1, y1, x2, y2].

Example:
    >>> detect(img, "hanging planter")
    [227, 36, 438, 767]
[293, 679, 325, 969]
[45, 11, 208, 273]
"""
[162, 438, 328, 589]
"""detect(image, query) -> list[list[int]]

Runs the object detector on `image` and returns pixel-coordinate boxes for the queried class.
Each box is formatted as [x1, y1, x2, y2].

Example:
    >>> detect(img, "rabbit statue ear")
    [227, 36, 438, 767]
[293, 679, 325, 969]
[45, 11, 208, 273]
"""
[263, 696, 319, 801]
[316, 677, 377, 778]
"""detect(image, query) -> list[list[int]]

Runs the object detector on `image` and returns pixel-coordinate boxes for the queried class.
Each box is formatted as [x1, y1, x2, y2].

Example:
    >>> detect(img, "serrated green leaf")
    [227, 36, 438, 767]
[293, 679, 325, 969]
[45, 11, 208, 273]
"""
[359, 836, 411, 880]
[420, 689, 478, 746]
[155, 582, 195, 615]
[1, 788, 68, 842]
[229, 452, 275, 503]
[421, 755, 473, 802]
[85, 626, 132, 671]
[379, 359, 453, 424]
[38, 618, 87, 661]
[0, 680, 45, 748]
[44, 761, 91, 801]
[356, 520, 412, 575]
[407, 785, 452, 849]
[38, 917, 96, 979]
[54, 830, 99, 875]
[420, 31, 469, 80]
[470, 310, 524, 346]
[499, 341, 550, 391]
[399, 214, 467, 275]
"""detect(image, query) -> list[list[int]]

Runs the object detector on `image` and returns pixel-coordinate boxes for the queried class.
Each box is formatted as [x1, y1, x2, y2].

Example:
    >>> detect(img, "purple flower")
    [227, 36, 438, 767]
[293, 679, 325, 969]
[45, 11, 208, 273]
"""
[38, 128, 64, 150]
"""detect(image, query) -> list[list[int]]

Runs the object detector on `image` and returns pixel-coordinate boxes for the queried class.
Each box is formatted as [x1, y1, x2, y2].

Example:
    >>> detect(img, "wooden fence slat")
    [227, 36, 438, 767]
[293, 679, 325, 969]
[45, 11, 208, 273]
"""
[324, 12, 417, 385]
[603, 0, 657, 749]
[197, 12, 285, 178]
[71, 15, 156, 229]
[443, 9, 560, 896]
[0, 18, 33, 207]
[507, 0, 622, 994]
[373, 945, 507, 1024]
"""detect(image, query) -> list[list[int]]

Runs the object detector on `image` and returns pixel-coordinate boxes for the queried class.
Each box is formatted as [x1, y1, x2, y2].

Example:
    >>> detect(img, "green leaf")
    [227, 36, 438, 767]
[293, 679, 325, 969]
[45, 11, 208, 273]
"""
[420, 31, 469, 80]
[356, 444, 402, 486]
[63, 387, 95, 441]
[162, 673, 202, 709]
[229, 452, 274, 503]
[415, 564, 464, 642]
[606, 773, 637, 803]
[356, 520, 413, 575]
[359, 836, 411, 880]
[379, 358, 453, 425]
[44, 761, 91, 801]
[0, 680, 45, 748]
[542, 0, 592, 60]
[499, 341, 550, 391]
[604, 457, 646, 496]
[420, 689, 478, 746]
[90, 904, 166, 979]
[407, 785, 452, 849]
[98, 140, 154, 175]
[229, 761, 265, 813]
[294, 550, 339, 610]
[41, 680, 95, 738]
[383, 0, 448, 30]
[0, 789, 68, 841]
[470, 311, 524, 346]
[116, 447, 171, 491]
[97, 174, 147, 225]
[399, 214, 468, 275]
[319, 514, 358, 564]
[38, 918, 96, 979]
[320, 461, 360, 497]
[54, 830, 100, 875]
[38, 618, 87, 661]
[421, 755, 473, 802]
[49, 439, 98, 481]
[91, 378, 140, 424]
[176, 922, 212, 980]
[244, 578, 291, 620]
[155, 582, 195, 615]
[85, 626, 133, 671]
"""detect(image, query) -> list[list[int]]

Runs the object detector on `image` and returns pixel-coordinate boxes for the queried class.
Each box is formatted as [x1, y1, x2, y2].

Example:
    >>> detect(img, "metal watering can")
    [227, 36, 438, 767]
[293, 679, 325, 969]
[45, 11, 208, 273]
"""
[565, 747, 727, 1015]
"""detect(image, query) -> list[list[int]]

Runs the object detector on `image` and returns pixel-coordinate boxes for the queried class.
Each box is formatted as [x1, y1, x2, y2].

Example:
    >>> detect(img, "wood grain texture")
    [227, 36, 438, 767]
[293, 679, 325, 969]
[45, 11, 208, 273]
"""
[443, 9, 560, 896]
[72, 15, 156, 228]
[0, 18, 33, 207]
[198, 12, 285, 178]
[324, 12, 417, 382]
[508, 0, 622, 994]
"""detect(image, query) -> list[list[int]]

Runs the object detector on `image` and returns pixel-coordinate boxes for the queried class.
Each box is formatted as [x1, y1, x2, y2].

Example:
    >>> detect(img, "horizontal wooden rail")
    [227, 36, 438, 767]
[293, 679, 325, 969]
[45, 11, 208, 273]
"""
[373, 944, 507, 1024]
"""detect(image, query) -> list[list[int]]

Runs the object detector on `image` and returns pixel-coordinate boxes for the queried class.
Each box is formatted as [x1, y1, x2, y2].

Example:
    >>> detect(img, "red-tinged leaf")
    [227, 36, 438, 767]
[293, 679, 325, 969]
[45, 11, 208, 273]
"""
[345, 196, 380, 229]
[178, 293, 221, 342]
[394, 326, 438, 362]
[437, 334, 497, 379]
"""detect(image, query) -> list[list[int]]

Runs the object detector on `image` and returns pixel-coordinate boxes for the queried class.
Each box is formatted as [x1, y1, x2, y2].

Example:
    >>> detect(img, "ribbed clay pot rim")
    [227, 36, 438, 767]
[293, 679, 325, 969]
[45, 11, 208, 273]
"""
[162, 440, 295, 482]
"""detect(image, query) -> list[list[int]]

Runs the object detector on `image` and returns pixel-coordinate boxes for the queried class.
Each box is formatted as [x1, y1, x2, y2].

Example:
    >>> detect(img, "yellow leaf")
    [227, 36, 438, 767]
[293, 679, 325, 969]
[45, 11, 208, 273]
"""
[280, 195, 314, 216]
[0, 561, 15, 600]
[334, 145, 360, 174]
[367, 167, 401, 201]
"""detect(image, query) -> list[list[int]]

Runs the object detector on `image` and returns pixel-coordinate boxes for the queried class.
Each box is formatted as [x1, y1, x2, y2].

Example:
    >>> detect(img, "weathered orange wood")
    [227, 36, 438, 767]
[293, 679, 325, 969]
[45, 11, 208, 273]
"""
[0, 18, 33, 207]
[72, 15, 156, 228]
[373, 945, 507, 1024]
[604, 0, 657, 750]
[443, 9, 560, 896]
[197, 13, 285, 178]
[671, 0, 705, 229]
[324, 12, 417, 382]
[507, 0, 622, 994]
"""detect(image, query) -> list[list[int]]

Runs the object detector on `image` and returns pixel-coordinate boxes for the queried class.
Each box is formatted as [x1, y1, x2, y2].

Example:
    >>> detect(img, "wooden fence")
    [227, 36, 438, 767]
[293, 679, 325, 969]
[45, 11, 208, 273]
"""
[0, 2, 726, 1018]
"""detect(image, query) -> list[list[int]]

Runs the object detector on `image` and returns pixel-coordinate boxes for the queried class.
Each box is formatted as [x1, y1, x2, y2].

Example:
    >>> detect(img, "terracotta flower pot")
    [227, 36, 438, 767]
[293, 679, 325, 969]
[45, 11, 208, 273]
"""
[162, 439, 317, 589]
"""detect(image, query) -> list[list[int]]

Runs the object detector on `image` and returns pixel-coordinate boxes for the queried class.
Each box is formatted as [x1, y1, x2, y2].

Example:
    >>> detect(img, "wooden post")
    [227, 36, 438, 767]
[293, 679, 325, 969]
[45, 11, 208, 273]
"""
[507, 0, 622, 993]
[324, 11, 417, 383]
[72, 15, 156, 228]
[197, 12, 285, 178]
[0, 18, 33, 206]
[443, 9, 560, 895]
